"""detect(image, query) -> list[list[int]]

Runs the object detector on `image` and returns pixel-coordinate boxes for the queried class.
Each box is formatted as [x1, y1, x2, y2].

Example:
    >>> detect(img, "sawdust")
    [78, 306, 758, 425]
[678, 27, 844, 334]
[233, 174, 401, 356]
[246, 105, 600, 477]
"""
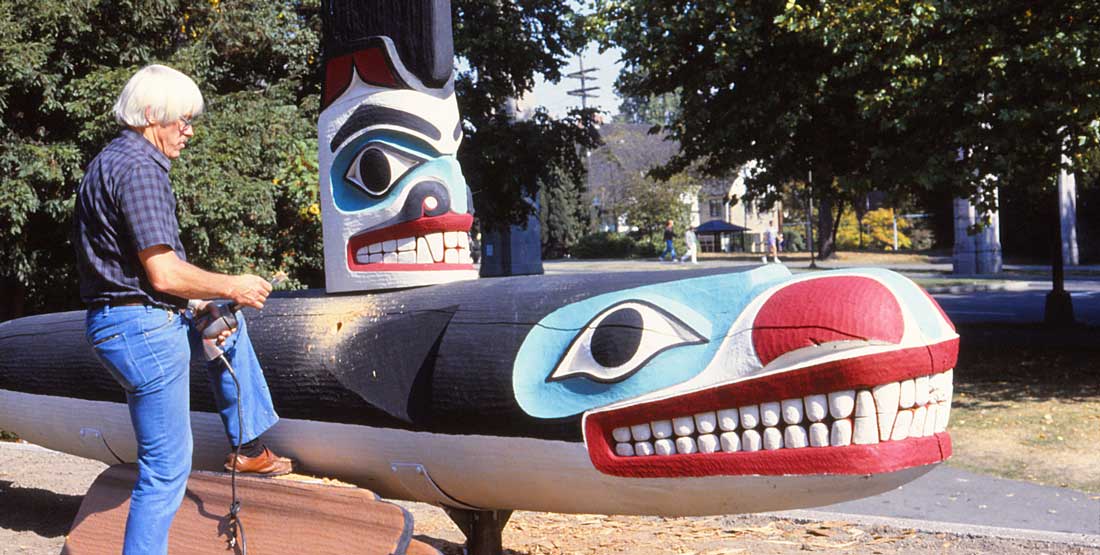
[274, 472, 358, 488]
[300, 296, 386, 350]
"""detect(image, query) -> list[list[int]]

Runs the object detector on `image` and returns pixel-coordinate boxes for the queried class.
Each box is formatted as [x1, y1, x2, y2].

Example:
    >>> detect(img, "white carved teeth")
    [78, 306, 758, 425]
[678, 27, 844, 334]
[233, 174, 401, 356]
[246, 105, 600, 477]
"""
[608, 369, 955, 458]
[354, 232, 473, 265]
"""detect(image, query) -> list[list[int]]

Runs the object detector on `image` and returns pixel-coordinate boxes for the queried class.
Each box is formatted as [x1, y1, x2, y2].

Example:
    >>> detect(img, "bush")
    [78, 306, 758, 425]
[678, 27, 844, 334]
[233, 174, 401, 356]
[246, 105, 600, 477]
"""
[572, 232, 639, 259]
[781, 227, 806, 252]
[1, 430, 19, 442]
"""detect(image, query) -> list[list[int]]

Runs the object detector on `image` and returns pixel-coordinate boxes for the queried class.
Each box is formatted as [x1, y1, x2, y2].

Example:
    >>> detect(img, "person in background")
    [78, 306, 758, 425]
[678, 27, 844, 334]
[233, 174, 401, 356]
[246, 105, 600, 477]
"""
[762, 220, 780, 264]
[659, 220, 677, 261]
[680, 226, 698, 264]
[73, 64, 293, 555]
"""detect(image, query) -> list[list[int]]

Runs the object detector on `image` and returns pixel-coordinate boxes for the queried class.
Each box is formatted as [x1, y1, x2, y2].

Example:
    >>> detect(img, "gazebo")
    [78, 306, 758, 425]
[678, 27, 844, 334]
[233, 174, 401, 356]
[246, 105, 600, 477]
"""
[694, 219, 749, 253]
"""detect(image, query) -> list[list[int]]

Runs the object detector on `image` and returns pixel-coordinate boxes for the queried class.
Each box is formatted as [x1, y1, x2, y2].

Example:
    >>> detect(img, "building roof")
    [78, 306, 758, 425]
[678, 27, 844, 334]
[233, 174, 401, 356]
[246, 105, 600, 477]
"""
[696, 219, 749, 233]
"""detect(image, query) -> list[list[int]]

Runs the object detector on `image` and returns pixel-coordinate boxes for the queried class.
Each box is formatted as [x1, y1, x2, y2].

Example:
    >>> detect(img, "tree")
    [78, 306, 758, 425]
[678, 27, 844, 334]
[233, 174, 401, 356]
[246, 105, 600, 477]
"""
[595, 1, 1100, 264]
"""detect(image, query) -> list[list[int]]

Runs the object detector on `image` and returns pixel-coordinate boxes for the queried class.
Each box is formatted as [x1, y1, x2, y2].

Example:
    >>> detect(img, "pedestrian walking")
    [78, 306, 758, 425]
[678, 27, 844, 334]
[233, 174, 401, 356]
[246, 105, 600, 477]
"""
[659, 220, 677, 261]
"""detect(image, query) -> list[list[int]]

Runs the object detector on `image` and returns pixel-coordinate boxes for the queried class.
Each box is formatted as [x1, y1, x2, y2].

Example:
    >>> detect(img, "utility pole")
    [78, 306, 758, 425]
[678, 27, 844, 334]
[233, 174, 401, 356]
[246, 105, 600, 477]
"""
[566, 53, 599, 110]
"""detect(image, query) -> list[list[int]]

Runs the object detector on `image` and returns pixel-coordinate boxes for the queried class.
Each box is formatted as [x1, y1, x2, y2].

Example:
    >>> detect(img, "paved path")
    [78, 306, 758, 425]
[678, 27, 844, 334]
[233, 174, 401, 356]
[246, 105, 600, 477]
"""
[777, 466, 1100, 545]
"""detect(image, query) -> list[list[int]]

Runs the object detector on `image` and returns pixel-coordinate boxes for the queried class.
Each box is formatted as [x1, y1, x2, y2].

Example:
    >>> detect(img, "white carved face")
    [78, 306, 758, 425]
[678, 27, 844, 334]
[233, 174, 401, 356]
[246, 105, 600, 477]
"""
[319, 41, 477, 292]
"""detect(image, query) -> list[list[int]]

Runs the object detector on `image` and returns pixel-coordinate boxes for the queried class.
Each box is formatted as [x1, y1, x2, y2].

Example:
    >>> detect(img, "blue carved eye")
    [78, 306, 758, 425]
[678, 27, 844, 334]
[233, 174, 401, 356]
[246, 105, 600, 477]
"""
[547, 300, 707, 384]
[344, 142, 424, 197]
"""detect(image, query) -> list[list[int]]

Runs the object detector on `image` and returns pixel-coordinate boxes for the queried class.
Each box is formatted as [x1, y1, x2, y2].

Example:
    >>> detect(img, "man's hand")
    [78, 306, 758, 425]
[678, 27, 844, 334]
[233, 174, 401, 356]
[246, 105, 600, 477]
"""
[227, 274, 273, 310]
[191, 300, 238, 346]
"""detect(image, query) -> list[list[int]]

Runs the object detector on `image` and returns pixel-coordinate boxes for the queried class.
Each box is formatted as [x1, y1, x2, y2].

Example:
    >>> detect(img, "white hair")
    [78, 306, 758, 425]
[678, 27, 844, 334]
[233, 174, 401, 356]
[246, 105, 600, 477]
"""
[113, 64, 204, 128]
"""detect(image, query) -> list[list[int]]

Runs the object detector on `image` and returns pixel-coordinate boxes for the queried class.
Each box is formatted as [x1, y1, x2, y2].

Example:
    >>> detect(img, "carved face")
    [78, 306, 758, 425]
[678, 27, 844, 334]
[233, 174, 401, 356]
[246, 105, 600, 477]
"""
[514, 266, 959, 478]
[319, 40, 477, 292]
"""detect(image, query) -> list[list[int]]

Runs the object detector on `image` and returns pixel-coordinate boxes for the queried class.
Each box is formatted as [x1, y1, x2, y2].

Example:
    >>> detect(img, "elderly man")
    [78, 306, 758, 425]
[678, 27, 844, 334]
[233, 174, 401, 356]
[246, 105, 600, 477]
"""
[73, 64, 293, 555]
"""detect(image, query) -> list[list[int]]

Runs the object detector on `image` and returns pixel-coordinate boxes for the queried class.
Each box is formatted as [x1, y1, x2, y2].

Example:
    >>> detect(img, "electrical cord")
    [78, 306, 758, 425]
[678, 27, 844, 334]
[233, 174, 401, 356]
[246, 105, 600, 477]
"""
[218, 353, 249, 555]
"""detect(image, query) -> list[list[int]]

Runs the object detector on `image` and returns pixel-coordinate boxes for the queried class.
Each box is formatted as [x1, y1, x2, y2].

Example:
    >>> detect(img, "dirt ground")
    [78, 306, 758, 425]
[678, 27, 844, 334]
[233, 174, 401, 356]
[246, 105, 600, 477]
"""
[2, 444, 1095, 555]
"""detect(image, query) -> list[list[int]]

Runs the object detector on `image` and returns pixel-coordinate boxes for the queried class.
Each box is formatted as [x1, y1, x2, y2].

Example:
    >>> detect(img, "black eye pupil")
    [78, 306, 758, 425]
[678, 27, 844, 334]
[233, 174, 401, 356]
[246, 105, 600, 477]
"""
[591, 308, 644, 368]
[358, 148, 391, 195]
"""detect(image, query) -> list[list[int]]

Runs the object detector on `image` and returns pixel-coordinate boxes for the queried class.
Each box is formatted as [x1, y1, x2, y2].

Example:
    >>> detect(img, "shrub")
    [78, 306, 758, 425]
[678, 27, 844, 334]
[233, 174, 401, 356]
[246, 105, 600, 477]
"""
[572, 232, 638, 259]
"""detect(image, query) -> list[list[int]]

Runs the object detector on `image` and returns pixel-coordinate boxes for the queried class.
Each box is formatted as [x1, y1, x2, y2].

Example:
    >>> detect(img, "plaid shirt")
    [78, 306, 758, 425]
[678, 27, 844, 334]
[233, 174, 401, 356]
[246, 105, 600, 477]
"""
[74, 129, 188, 309]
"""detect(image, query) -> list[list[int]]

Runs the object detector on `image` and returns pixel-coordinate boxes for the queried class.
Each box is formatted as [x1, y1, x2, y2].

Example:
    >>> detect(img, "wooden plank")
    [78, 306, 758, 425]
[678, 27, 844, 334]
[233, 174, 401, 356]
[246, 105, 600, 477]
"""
[63, 464, 420, 555]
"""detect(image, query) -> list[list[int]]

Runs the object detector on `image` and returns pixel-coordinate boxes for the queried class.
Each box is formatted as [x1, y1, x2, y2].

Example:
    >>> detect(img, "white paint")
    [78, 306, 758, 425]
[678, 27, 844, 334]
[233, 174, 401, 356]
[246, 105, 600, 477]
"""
[612, 427, 631, 443]
[717, 409, 739, 431]
[651, 420, 673, 439]
[739, 405, 760, 429]
[675, 436, 698, 455]
[910, 406, 928, 438]
[808, 423, 829, 447]
[855, 390, 875, 418]
[852, 416, 879, 445]
[654, 438, 675, 456]
[783, 425, 808, 449]
[741, 429, 762, 452]
[828, 391, 856, 419]
[719, 432, 740, 453]
[760, 402, 781, 427]
[615, 443, 634, 457]
[781, 398, 803, 425]
[914, 376, 930, 406]
[630, 423, 652, 442]
[804, 394, 828, 422]
[426, 232, 445, 262]
[697, 434, 719, 454]
[694, 412, 717, 434]
[763, 427, 783, 450]
[673, 416, 695, 437]
[891, 410, 913, 441]
[873, 382, 900, 441]
[899, 380, 916, 409]
[830, 419, 852, 447]
[634, 441, 654, 457]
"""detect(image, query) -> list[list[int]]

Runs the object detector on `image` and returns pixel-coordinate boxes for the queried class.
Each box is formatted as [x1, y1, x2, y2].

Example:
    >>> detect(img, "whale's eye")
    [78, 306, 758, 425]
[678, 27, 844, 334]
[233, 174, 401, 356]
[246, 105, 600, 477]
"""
[547, 301, 707, 384]
[344, 143, 424, 197]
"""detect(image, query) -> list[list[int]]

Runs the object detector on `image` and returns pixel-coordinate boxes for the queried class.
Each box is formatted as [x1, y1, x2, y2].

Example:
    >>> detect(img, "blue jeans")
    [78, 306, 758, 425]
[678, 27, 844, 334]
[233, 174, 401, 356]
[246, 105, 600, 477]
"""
[660, 239, 677, 260]
[85, 305, 279, 555]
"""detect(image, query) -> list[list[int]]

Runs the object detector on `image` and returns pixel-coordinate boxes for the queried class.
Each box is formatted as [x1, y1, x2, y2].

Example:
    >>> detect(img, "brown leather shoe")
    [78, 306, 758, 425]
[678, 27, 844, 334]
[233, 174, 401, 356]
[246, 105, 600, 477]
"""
[224, 446, 294, 476]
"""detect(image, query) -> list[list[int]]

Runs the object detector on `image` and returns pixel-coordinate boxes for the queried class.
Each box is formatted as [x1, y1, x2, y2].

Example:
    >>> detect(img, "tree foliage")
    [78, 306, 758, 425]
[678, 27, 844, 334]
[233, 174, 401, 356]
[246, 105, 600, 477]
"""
[1, 0, 597, 318]
[596, 1, 1100, 258]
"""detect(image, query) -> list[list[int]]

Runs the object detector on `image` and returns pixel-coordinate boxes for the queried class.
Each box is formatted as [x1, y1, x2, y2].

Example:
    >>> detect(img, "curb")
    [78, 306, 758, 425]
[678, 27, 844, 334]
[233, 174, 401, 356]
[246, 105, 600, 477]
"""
[766, 509, 1100, 548]
[920, 282, 1031, 294]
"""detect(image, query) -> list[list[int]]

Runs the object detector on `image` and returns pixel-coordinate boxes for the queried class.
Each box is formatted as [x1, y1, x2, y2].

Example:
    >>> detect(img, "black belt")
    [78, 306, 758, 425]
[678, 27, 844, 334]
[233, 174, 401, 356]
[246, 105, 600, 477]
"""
[87, 298, 173, 310]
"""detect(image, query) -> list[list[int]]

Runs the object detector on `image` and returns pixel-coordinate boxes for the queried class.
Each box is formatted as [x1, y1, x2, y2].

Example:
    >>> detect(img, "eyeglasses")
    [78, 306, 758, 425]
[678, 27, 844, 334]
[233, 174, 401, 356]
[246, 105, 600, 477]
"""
[178, 115, 194, 130]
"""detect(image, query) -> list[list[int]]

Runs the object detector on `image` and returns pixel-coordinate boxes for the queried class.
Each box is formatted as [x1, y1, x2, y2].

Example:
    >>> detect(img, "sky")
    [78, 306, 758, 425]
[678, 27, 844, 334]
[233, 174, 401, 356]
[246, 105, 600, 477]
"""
[530, 43, 625, 119]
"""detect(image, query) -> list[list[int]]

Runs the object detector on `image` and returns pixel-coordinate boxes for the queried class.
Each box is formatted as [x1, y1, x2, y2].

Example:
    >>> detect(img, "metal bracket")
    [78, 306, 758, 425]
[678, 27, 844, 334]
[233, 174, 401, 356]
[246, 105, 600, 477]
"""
[79, 427, 125, 464]
[443, 507, 513, 555]
[389, 462, 481, 510]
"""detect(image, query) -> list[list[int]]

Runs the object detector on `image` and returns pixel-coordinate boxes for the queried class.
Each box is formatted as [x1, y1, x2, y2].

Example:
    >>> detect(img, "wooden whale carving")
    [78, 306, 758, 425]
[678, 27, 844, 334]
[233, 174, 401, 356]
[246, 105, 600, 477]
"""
[0, 265, 958, 515]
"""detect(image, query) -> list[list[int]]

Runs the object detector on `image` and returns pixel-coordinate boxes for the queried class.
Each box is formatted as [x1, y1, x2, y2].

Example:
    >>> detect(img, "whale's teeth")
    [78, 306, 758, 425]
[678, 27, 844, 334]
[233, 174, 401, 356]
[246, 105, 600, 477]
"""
[458, 232, 470, 250]
[615, 442, 634, 457]
[741, 429, 762, 452]
[383, 251, 398, 264]
[382, 239, 396, 253]
[804, 394, 828, 422]
[426, 232, 445, 262]
[809, 422, 829, 447]
[720, 431, 741, 452]
[697, 434, 719, 454]
[654, 438, 675, 456]
[830, 419, 852, 447]
[694, 412, 718, 434]
[368, 242, 383, 254]
[784, 425, 808, 449]
[855, 390, 875, 418]
[873, 382, 901, 441]
[891, 409, 913, 441]
[781, 398, 804, 425]
[444, 231, 459, 248]
[828, 390, 856, 419]
[899, 379, 916, 408]
[910, 405, 928, 437]
[739, 405, 760, 429]
[675, 436, 698, 455]
[760, 402, 781, 427]
[612, 427, 632, 443]
[717, 408, 739, 431]
[396, 236, 416, 251]
[416, 237, 432, 264]
[398, 251, 416, 264]
[914, 376, 930, 406]
[630, 423, 652, 442]
[763, 427, 783, 450]
[634, 441, 655, 456]
[651, 420, 673, 439]
[924, 404, 939, 436]
[853, 415, 879, 445]
[673, 416, 696, 437]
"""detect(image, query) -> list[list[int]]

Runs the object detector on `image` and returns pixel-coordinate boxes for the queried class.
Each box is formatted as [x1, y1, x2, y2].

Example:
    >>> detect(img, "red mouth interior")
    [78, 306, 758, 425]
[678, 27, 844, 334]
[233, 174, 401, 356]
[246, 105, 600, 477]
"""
[346, 213, 474, 272]
[586, 339, 957, 478]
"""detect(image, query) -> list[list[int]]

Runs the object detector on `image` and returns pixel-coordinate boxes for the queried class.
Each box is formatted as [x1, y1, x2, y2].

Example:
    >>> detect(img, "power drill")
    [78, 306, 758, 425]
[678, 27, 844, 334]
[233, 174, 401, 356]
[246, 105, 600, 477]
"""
[193, 272, 286, 360]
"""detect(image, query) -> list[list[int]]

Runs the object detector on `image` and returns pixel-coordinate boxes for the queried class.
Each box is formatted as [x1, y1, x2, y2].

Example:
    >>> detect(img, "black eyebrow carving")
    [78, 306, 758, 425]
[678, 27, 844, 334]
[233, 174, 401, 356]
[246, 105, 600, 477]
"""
[330, 105, 442, 152]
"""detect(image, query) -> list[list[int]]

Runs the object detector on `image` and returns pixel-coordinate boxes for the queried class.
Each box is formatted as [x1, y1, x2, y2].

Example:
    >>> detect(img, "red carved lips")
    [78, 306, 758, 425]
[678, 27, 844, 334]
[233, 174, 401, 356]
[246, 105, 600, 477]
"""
[346, 213, 474, 272]
[585, 338, 957, 478]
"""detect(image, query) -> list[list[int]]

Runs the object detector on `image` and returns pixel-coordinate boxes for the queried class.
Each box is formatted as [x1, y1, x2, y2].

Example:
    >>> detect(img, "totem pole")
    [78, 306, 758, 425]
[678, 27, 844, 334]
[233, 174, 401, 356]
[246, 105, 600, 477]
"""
[319, 0, 476, 292]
